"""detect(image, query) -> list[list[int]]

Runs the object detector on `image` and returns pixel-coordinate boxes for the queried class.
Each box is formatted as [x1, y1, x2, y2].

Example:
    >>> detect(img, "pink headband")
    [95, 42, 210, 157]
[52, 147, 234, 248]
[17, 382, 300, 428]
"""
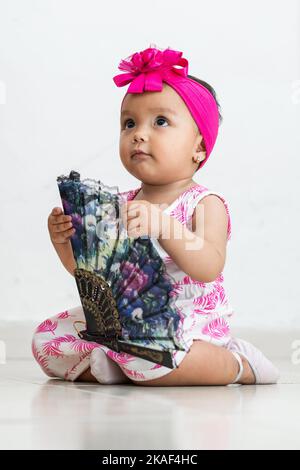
[113, 45, 219, 170]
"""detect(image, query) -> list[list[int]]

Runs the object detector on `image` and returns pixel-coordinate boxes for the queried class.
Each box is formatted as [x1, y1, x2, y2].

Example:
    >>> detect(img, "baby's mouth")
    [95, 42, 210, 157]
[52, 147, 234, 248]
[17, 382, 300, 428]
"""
[131, 152, 151, 160]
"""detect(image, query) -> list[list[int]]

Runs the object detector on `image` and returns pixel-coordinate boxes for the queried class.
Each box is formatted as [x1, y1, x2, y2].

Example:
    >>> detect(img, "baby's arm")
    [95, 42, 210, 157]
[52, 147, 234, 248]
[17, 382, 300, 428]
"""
[52, 239, 76, 277]
[158, 195, 228, 283]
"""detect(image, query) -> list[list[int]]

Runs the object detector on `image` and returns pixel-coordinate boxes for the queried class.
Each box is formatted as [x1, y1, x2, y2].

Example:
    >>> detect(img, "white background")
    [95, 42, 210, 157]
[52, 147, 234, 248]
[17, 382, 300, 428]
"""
[0, 0, 299, 334]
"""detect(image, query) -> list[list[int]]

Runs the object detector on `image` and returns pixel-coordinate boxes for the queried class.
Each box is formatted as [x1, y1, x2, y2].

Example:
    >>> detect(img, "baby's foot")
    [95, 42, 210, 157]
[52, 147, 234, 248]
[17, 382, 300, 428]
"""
[227, 337, 280, 384]
[89, 347, 131, 385]
[230, 351, 256, 384]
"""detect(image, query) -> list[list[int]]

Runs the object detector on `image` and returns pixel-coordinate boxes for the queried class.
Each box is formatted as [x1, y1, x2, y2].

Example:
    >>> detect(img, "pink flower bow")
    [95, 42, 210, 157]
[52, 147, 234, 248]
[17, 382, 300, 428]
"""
[113, 46, 189, 93]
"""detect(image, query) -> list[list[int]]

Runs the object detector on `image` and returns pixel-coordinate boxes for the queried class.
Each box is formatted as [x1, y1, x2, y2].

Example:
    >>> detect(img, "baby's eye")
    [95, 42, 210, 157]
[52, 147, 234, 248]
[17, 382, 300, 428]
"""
[155, 116, 169, 127]
[122, 116, 169, 129]
[123, 119, 134, 129]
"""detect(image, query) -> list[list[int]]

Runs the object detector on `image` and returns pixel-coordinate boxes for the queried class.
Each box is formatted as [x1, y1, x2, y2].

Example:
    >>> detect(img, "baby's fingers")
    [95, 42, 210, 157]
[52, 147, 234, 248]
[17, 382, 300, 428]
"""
[51, 226, 76, 244]
[52, 221, 74, 233]
[52, 207, 62, 215]
[49, 207, 72, 225]
[48, 206, 75, 244]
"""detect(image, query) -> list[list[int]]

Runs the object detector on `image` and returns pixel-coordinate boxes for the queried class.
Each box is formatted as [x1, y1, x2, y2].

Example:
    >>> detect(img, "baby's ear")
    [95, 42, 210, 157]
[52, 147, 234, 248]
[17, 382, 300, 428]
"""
[197, 135, 206, 152]
[198, 139, 206, 161]
[194, 134, 205, 152]
[195, 142, 206, 162]
[199, 151, 206, 162]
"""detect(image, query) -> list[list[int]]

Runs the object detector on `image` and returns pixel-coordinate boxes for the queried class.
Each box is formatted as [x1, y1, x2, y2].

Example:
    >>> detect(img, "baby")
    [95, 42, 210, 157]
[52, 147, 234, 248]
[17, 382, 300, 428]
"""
[32, 45, 280, 386]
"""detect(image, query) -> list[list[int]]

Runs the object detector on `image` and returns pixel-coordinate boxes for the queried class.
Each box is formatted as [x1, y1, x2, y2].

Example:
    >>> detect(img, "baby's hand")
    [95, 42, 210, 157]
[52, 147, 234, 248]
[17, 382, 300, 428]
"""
[48, 207, 75, 244]
[121, 200, 164, 239]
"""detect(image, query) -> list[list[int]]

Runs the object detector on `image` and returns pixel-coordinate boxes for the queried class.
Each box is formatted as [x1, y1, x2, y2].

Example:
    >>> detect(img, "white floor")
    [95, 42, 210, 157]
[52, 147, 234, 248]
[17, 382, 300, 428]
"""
[1, 358, 300, 450]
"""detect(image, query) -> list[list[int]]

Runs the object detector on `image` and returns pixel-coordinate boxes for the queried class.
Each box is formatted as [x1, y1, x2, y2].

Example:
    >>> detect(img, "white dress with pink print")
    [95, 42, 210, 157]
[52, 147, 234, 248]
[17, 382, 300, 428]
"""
[32, 183, 234, 382]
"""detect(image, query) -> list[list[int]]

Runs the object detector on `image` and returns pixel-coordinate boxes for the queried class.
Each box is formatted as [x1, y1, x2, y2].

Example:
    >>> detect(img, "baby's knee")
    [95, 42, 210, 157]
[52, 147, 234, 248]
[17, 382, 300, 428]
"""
[31, 315, 62, 378]
[31, 331, 56, 378]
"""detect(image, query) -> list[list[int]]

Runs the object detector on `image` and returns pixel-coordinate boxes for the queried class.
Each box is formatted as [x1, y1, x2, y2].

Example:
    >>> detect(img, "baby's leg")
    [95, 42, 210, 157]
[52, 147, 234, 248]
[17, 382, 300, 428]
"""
[130, 340, 255, 386]
[76, 349, 132, 384]
[32, 305, 131, 384]
[32, 306, 98, 381]
[76, 366, 132, 383]
[76, 367, 99, 382]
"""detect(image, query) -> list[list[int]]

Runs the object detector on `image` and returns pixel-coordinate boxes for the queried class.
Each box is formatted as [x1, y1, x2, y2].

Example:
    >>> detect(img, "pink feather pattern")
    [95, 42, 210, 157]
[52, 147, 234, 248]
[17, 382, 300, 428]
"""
[35, 319, 58, 335]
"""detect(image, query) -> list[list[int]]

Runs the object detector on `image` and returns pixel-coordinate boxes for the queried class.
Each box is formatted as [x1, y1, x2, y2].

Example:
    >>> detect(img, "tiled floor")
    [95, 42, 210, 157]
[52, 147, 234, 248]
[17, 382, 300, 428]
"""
[1, 358, 300, 450]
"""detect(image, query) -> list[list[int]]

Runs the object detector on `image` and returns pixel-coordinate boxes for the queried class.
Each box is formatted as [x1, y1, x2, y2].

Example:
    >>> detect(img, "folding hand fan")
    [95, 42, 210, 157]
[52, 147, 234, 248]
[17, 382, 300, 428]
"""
[56, 170, 189, 369]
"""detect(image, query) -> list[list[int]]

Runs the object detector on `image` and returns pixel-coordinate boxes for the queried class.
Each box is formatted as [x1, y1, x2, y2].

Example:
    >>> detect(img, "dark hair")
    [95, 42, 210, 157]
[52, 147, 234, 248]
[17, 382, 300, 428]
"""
[187, 74, 223, 126]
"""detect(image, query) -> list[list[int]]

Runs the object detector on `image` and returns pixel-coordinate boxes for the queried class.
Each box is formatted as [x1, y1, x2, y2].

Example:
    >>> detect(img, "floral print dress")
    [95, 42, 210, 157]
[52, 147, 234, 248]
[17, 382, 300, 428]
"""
[32, 183, 234, 382]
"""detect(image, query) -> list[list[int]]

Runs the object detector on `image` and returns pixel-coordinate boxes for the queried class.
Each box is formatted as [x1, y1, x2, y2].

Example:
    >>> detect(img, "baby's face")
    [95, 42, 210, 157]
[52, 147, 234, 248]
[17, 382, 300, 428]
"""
[119, 83, 205, 184]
